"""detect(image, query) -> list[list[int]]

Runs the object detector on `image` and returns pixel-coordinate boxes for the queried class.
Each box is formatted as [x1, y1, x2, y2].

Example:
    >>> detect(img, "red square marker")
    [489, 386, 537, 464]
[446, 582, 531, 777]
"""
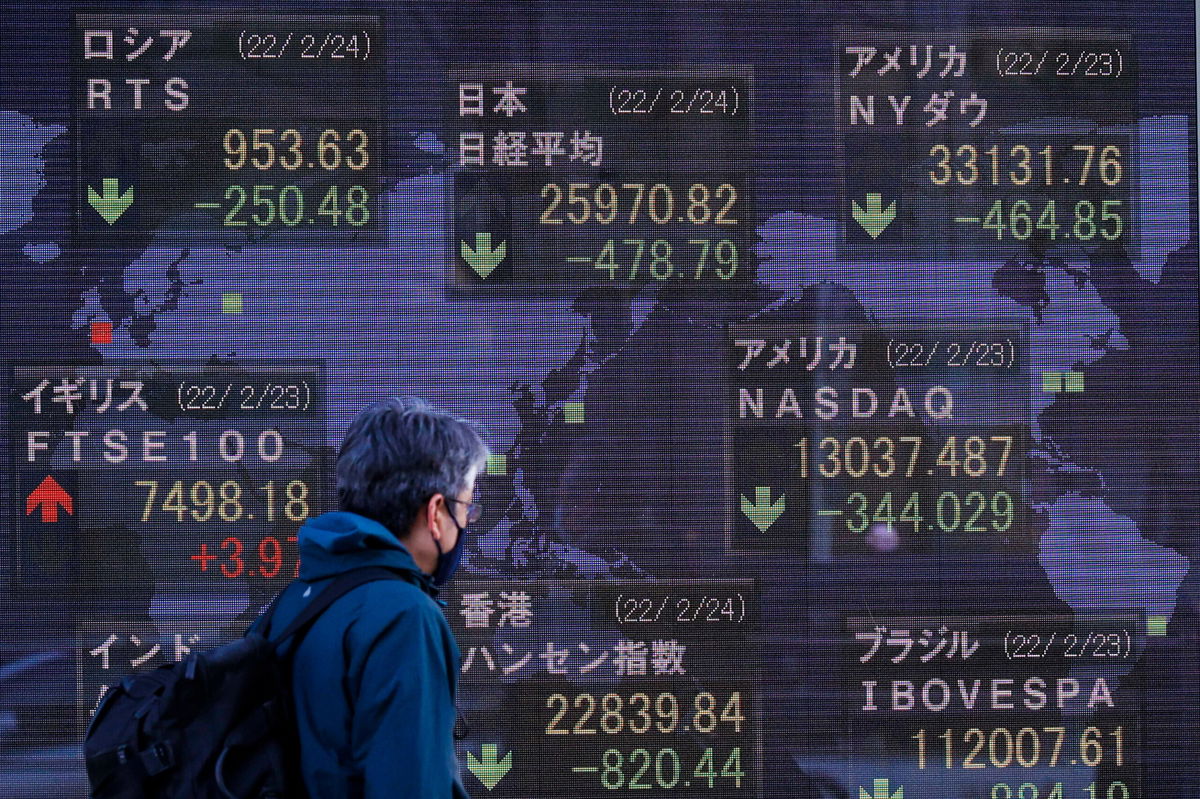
[90, 321, 113, 344]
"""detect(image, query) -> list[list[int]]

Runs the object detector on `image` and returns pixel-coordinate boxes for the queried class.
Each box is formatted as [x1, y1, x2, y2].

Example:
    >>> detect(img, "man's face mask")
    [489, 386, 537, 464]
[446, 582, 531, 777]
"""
[432, 497, 479, 586]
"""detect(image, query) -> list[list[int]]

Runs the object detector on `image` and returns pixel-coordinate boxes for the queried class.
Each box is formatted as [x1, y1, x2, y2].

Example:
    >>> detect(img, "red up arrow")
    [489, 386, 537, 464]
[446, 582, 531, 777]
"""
[26, 475, 73, 523]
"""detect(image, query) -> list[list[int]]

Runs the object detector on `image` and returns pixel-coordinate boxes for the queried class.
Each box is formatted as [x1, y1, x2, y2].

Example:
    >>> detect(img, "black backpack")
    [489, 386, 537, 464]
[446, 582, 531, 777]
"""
[84, 566, 411, 798]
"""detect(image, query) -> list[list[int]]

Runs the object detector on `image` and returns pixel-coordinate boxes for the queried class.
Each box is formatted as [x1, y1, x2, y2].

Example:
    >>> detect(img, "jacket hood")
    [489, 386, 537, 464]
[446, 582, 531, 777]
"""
[251, 510, 465, 796]
[297, 510, 435, 592]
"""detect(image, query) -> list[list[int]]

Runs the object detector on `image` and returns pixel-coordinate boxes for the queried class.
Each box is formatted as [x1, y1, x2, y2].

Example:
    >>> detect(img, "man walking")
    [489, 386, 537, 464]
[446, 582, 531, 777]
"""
[250, 396, 488, 797]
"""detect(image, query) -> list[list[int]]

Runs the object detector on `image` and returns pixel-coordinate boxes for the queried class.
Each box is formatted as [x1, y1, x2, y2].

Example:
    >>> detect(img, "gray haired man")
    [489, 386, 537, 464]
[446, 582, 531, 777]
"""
[249, 396, 488, 798]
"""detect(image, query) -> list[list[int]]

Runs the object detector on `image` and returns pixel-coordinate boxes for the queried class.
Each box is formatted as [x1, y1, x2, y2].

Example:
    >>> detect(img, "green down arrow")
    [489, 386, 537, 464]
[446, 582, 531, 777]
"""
[859, 778, 904, 799]
[466, 743, 513, 790]
[851, 193, 896, 239]
[740, 486, 785, 532]
[461, 232, 507, 279]
[87, 178, 134, 225]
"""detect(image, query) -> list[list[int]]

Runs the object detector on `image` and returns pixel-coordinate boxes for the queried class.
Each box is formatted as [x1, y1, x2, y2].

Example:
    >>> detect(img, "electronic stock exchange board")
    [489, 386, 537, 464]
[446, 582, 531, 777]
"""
[0, 2, 1197, 797]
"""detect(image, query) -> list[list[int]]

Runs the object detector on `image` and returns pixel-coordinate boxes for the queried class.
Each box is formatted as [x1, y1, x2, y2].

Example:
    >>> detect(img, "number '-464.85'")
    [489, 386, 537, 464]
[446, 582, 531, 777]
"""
[979, 199, 1123, 242]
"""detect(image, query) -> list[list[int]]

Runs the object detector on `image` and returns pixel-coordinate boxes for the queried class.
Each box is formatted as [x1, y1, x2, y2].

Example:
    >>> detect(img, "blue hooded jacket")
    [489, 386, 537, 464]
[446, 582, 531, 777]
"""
[248, 511, 469, 799]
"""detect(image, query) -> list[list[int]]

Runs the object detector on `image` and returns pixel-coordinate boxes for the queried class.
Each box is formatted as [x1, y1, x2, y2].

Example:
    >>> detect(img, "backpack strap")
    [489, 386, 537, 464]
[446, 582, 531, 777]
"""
[266, 566, 417, 647]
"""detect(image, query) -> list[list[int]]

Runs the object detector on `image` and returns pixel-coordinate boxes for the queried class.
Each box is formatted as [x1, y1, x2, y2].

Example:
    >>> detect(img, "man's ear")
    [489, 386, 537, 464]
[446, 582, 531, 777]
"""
[425, 493, 446, 541]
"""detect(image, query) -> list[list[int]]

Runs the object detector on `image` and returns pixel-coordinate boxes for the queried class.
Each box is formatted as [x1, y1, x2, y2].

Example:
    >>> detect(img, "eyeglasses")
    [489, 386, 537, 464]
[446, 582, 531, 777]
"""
[444, 497, 483, 525]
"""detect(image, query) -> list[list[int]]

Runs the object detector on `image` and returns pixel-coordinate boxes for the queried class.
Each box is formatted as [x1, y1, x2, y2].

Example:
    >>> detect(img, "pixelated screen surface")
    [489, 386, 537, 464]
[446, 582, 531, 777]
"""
[0, 2, 1197, 796]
